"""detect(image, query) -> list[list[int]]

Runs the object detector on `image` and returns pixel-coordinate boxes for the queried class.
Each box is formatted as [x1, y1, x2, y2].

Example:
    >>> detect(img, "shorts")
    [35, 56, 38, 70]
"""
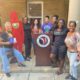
[51, 45, 67, 59]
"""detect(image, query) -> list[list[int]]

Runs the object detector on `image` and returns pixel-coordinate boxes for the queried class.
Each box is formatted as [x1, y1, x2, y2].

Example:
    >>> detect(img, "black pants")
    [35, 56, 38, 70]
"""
[24, 38, 32, 58]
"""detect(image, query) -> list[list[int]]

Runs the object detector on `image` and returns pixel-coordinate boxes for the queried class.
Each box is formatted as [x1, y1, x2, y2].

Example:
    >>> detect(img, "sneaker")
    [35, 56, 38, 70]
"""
[65, 74, 77, 80]
[65, 74, 72, 79]
[18, 63, 26, 67]
[6, 73, 11, 77]
[56, 70, 63, 75]
[26, 57, 30, 61]
[71, 76, 77, 80]
[29, 56, 32, 59]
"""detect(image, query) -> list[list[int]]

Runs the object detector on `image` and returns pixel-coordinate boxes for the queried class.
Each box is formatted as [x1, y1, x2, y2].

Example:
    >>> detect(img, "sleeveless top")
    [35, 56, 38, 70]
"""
[65, 32, 80, 52]
[32, 25, 41, 34]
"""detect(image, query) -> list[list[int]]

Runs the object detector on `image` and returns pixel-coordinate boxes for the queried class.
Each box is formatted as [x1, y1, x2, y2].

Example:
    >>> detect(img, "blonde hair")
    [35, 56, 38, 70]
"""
[4, 21, 11, 27]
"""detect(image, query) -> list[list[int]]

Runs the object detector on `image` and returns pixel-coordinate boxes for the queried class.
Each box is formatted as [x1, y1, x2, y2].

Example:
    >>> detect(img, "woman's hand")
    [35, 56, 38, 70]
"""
[39, 29, 43, 34]
[14, 38, 17, 43]
[77, 43, 80, 52]
[77, 52, 80, 61]
[50, 53, 54, 59]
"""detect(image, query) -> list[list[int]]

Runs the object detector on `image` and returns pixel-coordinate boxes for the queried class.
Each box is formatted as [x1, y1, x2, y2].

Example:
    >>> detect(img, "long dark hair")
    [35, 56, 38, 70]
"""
[31, 18, 41, 29]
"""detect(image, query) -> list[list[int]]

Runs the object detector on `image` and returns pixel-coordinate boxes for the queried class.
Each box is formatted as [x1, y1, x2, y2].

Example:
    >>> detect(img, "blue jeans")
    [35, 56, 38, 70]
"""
[67, 51, 80, 79]
[0, 47, 10, 73]
[5, 48, 25, 63]
[0, 47, 24, 73]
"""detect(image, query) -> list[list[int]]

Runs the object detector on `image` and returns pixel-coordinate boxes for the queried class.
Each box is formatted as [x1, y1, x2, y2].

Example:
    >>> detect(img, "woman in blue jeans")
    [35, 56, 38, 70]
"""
[0, 28, 25, 77]
[65, 21, 80, 80]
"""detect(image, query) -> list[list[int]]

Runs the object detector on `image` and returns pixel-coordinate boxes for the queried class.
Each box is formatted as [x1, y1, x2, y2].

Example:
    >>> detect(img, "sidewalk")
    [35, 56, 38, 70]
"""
[0, 47, 80, 80]
[0, 72, 68, 80]
[0, 55, 80, 80]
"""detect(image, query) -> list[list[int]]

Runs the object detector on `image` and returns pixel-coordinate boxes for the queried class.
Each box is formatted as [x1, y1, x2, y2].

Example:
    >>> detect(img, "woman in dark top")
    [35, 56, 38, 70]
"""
[50, 19, 68, 75]
[23, 17, 32, 61]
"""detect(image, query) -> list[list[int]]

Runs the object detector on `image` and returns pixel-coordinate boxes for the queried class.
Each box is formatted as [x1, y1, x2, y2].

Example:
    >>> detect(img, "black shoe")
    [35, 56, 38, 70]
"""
[18, 63, 26, 67]
[65, 74, 77, 80]
[29, 56, 32, 59]
[65, 74, 72, 79]
[6, 73, 11, 77]
[25, 57, 30, 61]
[71, 76, 77, 80]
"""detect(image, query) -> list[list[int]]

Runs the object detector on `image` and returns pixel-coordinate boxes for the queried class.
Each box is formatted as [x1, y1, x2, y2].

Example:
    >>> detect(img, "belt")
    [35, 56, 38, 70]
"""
[69, 51, 77, 53]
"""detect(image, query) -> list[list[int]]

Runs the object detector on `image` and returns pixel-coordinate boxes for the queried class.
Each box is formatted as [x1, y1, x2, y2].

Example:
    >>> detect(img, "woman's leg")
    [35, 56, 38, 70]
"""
[12, 48, 25, 63]
[57, 45, 67, 74]
[0, 48, 10, 73]
[25, 38, 31, 59]
[50, 45, 58, 67]
[50, 53, 56, 63]
[58, 58, 65, 73]
[32, 38, 36, 55]
[69, 53, 77, 79]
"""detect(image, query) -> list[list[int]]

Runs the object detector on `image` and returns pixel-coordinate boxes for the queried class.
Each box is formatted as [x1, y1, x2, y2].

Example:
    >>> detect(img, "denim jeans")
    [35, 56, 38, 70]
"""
[0, 47, 24, 73]
[5, 48, 25, 63]
[67, 51, 80, 79]
[0, 47, 10, 73]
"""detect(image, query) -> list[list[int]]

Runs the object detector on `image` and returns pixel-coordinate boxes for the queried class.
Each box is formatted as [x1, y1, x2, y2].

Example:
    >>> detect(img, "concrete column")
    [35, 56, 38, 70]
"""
[68, 0, 80, 31]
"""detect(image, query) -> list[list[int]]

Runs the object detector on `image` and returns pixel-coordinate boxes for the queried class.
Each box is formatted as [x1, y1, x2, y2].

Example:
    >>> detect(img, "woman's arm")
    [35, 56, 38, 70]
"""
[76, 32, 80, 52]
[0, 37, 10, 45]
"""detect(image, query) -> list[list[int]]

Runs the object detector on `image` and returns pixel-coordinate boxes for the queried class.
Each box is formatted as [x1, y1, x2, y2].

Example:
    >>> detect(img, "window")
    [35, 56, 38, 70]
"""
[27, 1, 43, 24]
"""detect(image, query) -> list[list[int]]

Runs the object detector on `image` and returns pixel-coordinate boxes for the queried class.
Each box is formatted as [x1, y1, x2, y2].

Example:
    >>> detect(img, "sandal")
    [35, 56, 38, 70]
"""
[56, 70, 63, 75]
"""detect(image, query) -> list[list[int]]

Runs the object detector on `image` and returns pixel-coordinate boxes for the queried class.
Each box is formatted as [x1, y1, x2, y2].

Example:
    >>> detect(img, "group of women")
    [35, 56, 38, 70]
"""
[0, 14, 80, 80]
[50, 19, 80, 80]
[25, 15, 80, 80]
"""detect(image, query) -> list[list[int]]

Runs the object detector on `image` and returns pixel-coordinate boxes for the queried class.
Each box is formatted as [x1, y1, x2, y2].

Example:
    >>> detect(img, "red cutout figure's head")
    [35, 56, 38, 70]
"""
[10, 11, 19, 23]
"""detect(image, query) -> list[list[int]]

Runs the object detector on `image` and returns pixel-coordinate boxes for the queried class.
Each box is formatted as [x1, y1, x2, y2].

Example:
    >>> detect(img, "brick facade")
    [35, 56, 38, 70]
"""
[0, 0, 69, 24]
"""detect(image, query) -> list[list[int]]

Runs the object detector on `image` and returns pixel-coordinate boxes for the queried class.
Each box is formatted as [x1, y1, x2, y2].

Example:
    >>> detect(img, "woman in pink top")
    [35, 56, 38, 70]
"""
[31, 18, 42, 34]
[65, 21, 80, 80]
[31, 19, 42, 52]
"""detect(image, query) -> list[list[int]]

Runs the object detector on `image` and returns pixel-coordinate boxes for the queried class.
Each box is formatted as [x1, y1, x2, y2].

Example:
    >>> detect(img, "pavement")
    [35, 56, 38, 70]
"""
[0, 55, 80, 80]
[0, 47, 80, 80]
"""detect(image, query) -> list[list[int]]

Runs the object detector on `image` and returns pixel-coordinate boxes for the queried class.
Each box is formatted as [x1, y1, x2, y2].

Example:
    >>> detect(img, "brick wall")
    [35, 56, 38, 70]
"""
[28, 0, 69, 22]
[0, 0, 26, 24]
[0, 0, 69, 24]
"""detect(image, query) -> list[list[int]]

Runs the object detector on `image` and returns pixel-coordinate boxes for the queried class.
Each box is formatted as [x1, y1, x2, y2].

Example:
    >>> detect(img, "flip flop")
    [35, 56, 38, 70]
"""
[56, 70, 63, 75]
